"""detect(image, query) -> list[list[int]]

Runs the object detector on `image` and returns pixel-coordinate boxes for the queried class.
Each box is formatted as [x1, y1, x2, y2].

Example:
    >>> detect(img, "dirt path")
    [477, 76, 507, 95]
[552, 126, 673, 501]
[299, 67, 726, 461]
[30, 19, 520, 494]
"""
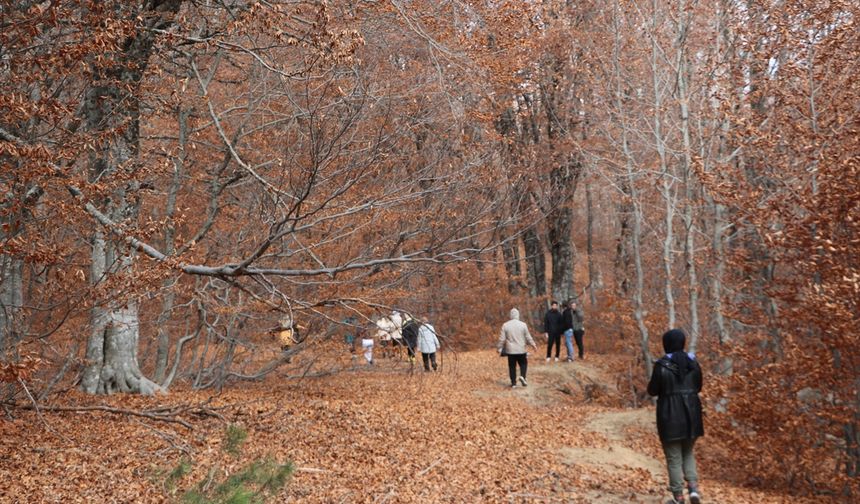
[0, 349, 816, 503]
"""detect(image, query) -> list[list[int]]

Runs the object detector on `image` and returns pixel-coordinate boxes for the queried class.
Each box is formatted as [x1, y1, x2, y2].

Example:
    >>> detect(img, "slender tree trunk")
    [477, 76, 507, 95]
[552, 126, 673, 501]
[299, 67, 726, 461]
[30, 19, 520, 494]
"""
[585, 171, 598, 306]
[676, 0, 701, 353]
[154, 107, 189, 384]
[523, 224, 547, 323]
[613, 0, 651, 379]
[711, 0, 732, 358]
[614, 193, 632, 298]
[651, 0, 677, 328]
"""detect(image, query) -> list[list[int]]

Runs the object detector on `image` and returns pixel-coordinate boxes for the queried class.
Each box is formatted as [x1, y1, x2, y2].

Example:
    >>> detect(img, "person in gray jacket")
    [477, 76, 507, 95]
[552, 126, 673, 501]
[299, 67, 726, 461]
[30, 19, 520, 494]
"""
[498, 308, 538, 388]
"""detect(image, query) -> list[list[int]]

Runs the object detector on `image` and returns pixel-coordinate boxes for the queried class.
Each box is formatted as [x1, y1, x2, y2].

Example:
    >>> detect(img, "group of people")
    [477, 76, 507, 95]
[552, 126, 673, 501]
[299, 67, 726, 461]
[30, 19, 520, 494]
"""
[542, 300, 585, 362]
[497, 306, 704, 504]
[357, 311, 441, 372]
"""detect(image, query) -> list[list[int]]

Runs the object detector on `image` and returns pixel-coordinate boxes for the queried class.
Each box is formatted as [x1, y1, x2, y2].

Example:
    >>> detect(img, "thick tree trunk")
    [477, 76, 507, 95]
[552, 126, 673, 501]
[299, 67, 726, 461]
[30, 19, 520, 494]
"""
[80, 2, 180, 394]
[547, 161, 578, 304]
[0, 255, 23, 356]
[548, 203, 574, 304]
[81, 228, 108, 393]
[501, 237, 522, 294]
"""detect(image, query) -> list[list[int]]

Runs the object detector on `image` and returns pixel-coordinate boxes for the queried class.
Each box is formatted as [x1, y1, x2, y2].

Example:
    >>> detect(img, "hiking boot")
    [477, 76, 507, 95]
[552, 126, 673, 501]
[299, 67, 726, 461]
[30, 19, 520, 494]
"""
[518, 376, 528, 387]
[511, 383, 516, 388]
[688, 488, 701, 504]
[554, 357, 559, 362]
[545, 357, 551, 362]
[666, 494, 686, 504]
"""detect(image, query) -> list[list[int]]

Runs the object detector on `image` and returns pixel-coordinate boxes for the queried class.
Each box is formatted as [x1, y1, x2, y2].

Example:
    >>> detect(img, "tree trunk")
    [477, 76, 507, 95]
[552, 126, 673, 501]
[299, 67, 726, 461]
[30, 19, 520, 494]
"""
[547, 162, 578, 304]
[523, 224, 547, 323]
[676, 0, 701, 353]
[80, 3, 180, 394]
[613, 0, 651, 379]
[0, 255, 23, 356]
[614, 191, 632, 298]
[154, 107, 189, 384]
[548, 203, 574, 304]
[501, 237, 522, 294]
[711, 0, 732, 358]
[585, 171, 598, 306]
[651, 0, 677, 328]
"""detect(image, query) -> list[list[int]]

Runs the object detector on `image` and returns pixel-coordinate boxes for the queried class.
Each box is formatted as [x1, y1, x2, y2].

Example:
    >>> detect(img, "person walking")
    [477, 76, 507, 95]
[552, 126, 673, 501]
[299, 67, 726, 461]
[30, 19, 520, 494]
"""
[570, 301, 586, 360]
[543, 301, 564, 362]
[498, 308, 537, 388]
[401, 314, 420, 365]
[361, 331, 375, 366]
[417, 317, 441, 371]
[562, 301, 575, 362]
[648, 329, 704, 504]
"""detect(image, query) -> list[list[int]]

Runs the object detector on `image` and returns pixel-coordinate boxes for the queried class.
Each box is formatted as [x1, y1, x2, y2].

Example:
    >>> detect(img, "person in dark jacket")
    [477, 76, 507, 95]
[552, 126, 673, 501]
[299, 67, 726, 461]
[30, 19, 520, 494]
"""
[401, 315, 420, 365]
[543, 301, 564, 362]
[648, 329, 704, 504]
[570, 302, 585, 360]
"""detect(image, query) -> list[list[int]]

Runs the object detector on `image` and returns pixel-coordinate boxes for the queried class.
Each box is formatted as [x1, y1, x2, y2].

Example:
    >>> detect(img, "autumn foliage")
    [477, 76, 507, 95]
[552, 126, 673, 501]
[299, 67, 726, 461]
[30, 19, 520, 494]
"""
[0, 0, 858, 500]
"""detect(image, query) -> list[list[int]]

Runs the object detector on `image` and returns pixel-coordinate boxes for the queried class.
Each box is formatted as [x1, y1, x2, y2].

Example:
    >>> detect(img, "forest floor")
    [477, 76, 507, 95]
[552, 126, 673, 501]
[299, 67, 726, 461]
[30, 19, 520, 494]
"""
[1, 348, 820, 503]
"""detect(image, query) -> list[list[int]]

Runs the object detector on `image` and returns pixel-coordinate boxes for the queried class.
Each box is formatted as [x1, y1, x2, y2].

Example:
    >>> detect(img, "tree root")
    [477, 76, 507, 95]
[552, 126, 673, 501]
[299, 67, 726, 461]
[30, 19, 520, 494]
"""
[12, 399, 226, 429]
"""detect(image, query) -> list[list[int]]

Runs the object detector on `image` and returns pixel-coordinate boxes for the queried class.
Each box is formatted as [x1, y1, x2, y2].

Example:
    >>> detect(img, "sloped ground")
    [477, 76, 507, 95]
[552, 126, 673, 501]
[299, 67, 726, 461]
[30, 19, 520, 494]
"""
[0, 349, 818, 502]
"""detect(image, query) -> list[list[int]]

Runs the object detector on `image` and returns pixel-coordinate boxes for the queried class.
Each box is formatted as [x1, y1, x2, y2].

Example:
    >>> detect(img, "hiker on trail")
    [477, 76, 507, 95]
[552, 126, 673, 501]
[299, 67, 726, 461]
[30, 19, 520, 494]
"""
[562, 301, 575, 362]
[401, 314, 420, 365]
[343, 316, 358, 354]
[275, 316, 300, 363]
[498, 308, 537, 388]
[375, 311, 403, 358]
[417, 317, 441, 371]
[570, 301, 585, 360]
[361, 329, 374, 365]
[543, 301, 565, 362]
[648, 329, 704, 504]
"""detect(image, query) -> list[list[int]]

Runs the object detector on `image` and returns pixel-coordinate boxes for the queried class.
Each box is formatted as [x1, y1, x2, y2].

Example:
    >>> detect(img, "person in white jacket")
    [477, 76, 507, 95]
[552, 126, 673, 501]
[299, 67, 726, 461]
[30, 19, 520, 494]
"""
[498, 308, 537, 388]
[417, 317, 441, 371]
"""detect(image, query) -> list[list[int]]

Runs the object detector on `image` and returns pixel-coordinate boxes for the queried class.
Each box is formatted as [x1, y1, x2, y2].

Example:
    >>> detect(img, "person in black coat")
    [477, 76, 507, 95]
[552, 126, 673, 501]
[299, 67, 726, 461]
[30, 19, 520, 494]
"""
[401, 315, 420, 364]
[648, 329, 704, 504]
[542, 301, 565, 362]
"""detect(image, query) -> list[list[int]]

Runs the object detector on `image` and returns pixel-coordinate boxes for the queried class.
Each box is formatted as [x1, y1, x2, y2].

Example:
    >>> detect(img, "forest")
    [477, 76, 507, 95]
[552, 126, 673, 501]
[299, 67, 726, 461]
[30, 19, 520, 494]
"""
[1, 1, 858, 502]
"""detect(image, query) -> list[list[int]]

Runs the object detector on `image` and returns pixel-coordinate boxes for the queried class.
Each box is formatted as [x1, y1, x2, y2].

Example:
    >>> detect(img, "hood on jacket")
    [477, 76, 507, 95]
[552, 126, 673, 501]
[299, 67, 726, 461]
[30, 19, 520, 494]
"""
[509, 308, 520, 320]
[662, 328, 690, 378]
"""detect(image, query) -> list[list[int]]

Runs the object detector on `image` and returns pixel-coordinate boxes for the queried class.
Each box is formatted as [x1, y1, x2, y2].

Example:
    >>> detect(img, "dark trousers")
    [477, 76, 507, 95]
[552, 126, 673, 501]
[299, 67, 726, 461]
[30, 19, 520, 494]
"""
[422, 352, 437, 371]
[507, 353, 527, 385]
[573, 330, 585, 358]
[546, 333, 561, 359]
